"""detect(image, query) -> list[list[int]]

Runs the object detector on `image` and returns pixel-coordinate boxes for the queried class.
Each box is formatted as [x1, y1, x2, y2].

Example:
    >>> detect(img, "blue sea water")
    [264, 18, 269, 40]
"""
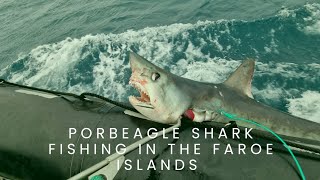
[0, 0, 319, 122]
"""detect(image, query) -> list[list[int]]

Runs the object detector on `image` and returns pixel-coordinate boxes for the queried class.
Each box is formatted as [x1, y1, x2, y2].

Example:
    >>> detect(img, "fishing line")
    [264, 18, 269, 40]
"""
[219, 109, 306, 180]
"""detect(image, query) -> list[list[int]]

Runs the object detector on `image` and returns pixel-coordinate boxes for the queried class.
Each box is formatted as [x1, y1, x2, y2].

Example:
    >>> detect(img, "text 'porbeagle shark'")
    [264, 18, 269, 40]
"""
[128, 52, 320, 142]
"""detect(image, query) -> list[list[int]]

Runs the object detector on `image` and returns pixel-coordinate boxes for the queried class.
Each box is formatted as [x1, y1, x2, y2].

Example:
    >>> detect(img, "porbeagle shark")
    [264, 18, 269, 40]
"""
[128, 52, 320, 142]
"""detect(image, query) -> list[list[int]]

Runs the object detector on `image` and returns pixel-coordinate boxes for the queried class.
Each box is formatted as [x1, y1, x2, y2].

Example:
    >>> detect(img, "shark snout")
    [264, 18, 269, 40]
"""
[129, 52, 145, 70]
[129, 51, 159, 72]
[129, 52, 139, 69]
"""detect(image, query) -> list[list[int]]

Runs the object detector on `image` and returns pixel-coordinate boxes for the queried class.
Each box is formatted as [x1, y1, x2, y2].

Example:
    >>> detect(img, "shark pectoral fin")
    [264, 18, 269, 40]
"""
[223, 59, 255, 98]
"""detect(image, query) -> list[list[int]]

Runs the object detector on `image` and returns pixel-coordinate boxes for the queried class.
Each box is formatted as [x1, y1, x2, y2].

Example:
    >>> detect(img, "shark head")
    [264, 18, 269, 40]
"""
[128, 52, 256, 124]
[128, 52, 192, 124]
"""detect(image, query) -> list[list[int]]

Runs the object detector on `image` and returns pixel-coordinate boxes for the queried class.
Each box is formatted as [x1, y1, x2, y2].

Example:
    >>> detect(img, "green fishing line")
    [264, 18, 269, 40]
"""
[219, 109, 306, 180]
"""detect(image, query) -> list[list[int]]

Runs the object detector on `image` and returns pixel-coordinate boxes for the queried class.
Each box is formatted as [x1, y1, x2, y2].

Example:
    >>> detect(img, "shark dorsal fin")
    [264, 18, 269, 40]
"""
[223, 59, 255, 98]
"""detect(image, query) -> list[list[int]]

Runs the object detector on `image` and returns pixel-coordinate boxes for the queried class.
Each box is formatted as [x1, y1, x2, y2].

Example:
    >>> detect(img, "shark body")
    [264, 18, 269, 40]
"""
[128, 52, 320, 142]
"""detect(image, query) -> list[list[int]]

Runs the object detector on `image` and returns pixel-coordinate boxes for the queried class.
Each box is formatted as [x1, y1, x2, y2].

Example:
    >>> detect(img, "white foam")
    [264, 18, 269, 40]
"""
[0, 16, 318, 126]
[276, 3, 320, 35]
[252, 84, 287, 102]
[171, 57, 240, 83]
[264, 29, 279, 54]
[277, 7, 296, 18]
[255, 61, 320, 80]
[0, 20, 233, 101]
[301, 3, 320, 35]
[304, 20, 320, 35]
[287, 91, 320, 123]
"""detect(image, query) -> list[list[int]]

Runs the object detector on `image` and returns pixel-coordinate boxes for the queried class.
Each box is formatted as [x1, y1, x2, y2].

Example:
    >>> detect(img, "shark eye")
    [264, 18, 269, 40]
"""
[151, 72, 160, 81]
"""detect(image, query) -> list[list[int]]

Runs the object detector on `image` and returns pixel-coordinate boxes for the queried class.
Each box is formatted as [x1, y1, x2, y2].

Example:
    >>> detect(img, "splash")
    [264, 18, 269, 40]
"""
[0, 3, 319, 120]
[287, 91, 320, 123]
[301, 3, 320, 35]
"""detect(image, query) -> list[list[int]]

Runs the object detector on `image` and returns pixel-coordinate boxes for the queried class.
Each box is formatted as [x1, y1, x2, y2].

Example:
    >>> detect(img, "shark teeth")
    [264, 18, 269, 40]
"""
[129, 80, 151, 103]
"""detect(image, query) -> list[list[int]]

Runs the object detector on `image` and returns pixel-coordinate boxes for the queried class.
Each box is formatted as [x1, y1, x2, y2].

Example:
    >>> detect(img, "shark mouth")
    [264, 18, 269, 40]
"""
[129, 80, 153, 109]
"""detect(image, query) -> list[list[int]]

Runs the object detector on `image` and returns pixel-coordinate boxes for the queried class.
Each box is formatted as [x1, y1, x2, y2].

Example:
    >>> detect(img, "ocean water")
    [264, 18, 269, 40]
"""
[0, 1, 319, 123]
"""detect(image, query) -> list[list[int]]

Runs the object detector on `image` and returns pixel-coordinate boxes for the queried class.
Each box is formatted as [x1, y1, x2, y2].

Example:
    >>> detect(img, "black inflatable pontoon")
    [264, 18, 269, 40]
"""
[0, 80, 319, 180]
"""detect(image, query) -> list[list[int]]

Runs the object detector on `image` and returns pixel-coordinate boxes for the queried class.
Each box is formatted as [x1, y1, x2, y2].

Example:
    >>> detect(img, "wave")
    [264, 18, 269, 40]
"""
[0, 3, 319, 121]
[287, 91, 320, 123]
[278, 3, 320, 35]
[300, 3, 320, 35]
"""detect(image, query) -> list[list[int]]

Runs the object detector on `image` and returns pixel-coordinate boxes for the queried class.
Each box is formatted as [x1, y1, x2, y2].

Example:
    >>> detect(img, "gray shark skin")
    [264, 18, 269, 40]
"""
[128, 52, 320, 142]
